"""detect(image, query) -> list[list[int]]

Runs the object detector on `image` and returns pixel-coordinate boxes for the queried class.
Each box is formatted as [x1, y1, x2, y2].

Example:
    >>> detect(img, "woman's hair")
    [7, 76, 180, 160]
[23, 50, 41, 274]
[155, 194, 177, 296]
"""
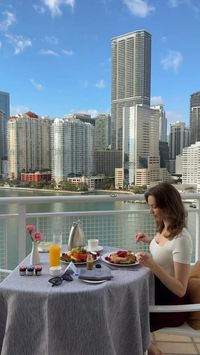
[144, 182, 187, 239]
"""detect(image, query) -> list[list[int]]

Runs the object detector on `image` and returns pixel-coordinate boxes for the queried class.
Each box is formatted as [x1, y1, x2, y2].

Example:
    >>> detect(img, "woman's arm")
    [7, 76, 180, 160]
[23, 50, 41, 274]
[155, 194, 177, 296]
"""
[135, 232, 152, 244]
[136, 252, 190, 297]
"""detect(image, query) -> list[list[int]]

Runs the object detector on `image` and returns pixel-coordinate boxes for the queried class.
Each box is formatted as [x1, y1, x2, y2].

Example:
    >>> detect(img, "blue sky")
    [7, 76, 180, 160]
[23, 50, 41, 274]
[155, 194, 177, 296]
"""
[0, 0, 200, 128]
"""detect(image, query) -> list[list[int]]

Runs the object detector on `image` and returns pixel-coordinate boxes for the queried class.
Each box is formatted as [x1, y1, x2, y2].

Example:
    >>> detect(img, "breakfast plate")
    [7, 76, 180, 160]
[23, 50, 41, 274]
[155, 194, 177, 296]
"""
[80, 279, 107, 284]
[101, 252, 139, 267]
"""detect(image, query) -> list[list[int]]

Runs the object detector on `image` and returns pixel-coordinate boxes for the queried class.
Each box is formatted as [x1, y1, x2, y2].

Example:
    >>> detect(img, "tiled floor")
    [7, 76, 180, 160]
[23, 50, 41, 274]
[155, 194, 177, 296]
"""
[152, 331, 200, 354]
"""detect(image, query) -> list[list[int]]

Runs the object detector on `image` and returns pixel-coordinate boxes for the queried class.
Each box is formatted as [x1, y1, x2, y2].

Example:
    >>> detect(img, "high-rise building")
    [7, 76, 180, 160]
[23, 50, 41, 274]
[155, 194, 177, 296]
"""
[168, 121, 190, 174]
[123, 105, 160, 186]
[182, 142, 200, 191]
[95, 114, 111, 150]
[51, 118, 94, 182]
[111, 30, 151, 150]
[8, 112, 51, 179]
[0, 91, 10, 165]
[151, 105, 167, 142]
[190, 91, 200, 144]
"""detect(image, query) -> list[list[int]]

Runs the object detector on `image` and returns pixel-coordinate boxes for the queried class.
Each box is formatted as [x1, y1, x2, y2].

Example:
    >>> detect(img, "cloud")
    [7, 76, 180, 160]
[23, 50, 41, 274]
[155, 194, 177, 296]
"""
[39, 49, 59, 56]
[123, 0, 155, 18]
[33, 4, 46, 14]
[168, 0, 199, 12]
[10, 105, 29, 116]
[95, 79, 105, 89]
[161, 50, 183, 72]
[78, 109, 99, 118]
[5, 34, 32, 54]
[166, 110, 185, 125]
[45, 35, 59, 44]
[30, 79, 43, 91]
[0, 41, 2, 49]
[0, 11, 16, 31]
[161, 36, 167, 42]
[151, 96, 164, 105]
[41, 0, 75, 16]
[62, 49, 74, 55]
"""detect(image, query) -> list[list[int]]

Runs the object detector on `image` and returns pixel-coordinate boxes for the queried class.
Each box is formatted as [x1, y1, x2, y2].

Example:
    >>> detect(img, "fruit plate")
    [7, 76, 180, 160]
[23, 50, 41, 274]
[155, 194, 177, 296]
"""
[101, 252, 139, 267]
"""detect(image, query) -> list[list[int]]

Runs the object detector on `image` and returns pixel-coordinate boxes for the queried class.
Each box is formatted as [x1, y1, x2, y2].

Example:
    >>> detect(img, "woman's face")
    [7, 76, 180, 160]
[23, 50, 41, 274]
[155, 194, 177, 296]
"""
[147, 195, 165, 223]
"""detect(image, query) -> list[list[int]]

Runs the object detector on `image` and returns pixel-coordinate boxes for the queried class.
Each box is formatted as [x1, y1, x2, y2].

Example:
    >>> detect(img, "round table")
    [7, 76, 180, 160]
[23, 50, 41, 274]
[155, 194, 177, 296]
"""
[0, 247, 154, 355]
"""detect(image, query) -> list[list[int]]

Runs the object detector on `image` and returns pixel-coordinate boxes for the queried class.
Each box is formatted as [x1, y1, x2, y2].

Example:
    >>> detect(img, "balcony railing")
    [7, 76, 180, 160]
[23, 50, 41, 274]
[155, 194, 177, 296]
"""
[0, 192, 199, 281]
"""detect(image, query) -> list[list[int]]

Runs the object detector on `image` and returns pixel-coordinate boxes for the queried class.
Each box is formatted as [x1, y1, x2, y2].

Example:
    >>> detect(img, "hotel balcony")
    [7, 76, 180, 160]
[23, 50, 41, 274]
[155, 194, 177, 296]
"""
[0, 192, 200, 354]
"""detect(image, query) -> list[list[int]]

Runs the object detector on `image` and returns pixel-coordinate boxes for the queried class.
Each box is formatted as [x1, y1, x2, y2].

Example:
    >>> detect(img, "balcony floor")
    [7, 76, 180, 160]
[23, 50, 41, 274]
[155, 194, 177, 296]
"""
[152, 331, 200, 354]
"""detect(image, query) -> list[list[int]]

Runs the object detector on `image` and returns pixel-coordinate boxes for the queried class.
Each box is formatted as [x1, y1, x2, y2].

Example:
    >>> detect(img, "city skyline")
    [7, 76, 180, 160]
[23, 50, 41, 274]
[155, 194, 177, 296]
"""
[0, 0, 200, 128]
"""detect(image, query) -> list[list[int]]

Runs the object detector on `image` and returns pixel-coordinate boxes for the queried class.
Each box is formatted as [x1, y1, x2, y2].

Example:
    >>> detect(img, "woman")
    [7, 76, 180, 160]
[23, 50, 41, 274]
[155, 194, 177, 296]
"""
[135, 183, 192, 355]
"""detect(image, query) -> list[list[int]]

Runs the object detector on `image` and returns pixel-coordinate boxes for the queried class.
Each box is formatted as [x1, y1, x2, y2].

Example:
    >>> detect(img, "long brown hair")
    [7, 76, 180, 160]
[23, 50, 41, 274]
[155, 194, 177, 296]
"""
[144, 183, 187, 239]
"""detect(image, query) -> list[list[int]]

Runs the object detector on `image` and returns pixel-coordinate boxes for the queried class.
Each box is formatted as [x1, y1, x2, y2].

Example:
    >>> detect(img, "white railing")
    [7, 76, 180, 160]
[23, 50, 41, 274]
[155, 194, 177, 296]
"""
[0, 192, 199, 279]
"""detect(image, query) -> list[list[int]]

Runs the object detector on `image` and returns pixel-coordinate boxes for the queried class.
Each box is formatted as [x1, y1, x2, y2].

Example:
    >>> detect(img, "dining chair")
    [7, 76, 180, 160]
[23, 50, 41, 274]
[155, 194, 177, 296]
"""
[149, 302, 200, 337]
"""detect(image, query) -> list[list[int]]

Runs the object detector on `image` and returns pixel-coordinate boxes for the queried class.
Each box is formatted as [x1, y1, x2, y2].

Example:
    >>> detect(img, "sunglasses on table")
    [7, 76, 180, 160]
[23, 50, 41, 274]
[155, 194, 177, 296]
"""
[48, 269, 73, 287]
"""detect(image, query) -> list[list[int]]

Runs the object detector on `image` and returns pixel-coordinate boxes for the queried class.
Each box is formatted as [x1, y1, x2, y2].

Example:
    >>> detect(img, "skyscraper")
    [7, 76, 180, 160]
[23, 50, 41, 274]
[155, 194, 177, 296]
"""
[111, 30, 151, 150]
[51, 118, 94, 182]
[190, 91, 200, 144]
[0, 91, 10, 159]
[8, 112, 51, 179]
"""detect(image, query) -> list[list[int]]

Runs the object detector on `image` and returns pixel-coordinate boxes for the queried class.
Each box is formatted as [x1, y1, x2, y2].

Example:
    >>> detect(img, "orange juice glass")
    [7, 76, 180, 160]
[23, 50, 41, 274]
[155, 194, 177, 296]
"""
[49, 244, 61, 267]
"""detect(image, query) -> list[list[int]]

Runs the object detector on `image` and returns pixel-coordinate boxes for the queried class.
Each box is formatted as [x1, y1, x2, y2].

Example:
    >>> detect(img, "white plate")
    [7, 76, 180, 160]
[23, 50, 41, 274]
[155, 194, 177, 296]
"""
[101, 252, 139, 267]
[60, 255, 100, 265]
[80, 279, 107, 284]
[86, 246, 104, 252]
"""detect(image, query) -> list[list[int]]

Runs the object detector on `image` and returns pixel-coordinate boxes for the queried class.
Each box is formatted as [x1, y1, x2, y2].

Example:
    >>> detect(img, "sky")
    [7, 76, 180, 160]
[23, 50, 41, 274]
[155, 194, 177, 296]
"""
[0, 0, 200, 129]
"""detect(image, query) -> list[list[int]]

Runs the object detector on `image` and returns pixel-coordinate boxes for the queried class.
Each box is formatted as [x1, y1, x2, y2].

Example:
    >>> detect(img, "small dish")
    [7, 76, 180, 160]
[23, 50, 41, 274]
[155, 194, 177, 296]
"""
[80, 279, 107, 284]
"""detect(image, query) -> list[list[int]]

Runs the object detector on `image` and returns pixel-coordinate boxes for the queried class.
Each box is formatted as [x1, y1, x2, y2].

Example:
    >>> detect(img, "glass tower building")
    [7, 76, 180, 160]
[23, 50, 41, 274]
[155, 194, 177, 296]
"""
[190, 91, 200, 144]
[0, 91, 10, 159]
[111, 30, 151, 150]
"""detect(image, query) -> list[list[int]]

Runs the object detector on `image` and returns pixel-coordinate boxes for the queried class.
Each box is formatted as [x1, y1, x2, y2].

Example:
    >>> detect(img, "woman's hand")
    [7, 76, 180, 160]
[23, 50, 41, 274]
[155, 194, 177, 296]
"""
[135, 251, 155, 268]
[135, 232, 152, 244]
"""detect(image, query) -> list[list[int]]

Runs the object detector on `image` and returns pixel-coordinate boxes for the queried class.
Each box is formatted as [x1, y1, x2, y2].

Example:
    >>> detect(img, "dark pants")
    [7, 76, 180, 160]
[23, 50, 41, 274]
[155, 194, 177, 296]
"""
[150, 276, 189, 332]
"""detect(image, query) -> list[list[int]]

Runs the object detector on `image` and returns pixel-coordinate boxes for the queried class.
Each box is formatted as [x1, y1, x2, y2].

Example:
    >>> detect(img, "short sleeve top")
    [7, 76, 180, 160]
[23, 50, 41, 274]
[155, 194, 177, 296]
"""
[149, 228, 193, 276]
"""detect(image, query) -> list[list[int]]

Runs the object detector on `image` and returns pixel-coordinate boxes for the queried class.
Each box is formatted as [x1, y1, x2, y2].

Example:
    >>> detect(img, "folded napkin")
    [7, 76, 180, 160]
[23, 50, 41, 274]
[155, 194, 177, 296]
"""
[78, 266, 113, 281]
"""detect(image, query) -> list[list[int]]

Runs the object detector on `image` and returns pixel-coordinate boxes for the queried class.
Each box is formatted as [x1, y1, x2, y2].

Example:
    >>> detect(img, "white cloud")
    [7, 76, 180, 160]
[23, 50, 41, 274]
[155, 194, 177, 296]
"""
[0, 11, 16, 31]
[168, 0, 181, 7]
[161, 50, 183, 72]
[166, 111, 184, 125]
[5, 34, 32, 54]
[33, 4, 46, 14]
[168, 0, 199, 12]
[62, 49, 74, 55]
[79, 109, 99, 118]
[95, 79, 105, 89]
[30, 79, 43, 91]
[161, 36, 167, 42]
[39, 49, 59, 56]
[10, 105, 29, 116]
[45, 35, 59, 44]
[41, 0, 75, 16]
[151, 96, 164, 105]
[123, 0, 155, 18]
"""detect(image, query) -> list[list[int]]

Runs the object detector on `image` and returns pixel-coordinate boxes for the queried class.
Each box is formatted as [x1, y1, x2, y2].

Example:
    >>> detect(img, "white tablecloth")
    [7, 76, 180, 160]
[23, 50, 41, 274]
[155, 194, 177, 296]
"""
[0, 247, 154, 355]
